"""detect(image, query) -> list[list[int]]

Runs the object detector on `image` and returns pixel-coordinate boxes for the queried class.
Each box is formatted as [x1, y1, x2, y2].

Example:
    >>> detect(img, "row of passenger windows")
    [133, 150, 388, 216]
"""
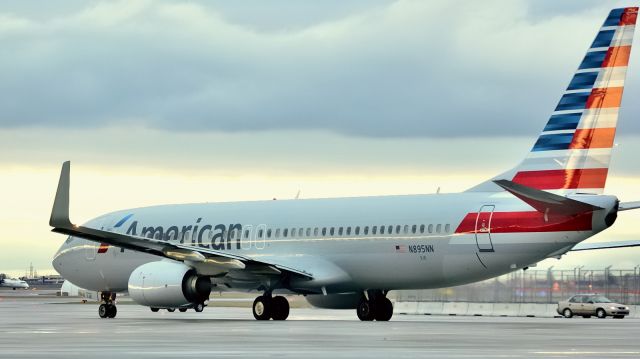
[240, 223, 452, 240]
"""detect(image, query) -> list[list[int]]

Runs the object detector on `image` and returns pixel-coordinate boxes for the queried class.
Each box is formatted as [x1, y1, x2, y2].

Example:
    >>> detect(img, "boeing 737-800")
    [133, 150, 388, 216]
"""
[51, 7, 640, 321]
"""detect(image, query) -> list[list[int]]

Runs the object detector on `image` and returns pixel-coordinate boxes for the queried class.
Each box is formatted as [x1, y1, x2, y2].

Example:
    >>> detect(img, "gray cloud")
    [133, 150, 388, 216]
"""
[0, 0, 638, 138]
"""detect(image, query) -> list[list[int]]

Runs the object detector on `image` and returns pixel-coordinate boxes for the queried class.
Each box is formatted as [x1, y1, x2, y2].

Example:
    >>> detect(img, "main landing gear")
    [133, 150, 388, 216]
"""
[357, 291, 393, 321]
[98, 292, 117, 319]
[252, 294, 290, 320]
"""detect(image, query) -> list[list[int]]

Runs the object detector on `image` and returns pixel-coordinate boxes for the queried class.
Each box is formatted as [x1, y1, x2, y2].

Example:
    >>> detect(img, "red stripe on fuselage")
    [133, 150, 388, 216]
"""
[97, 243, 109, 253]
[455, 211, 593, 234]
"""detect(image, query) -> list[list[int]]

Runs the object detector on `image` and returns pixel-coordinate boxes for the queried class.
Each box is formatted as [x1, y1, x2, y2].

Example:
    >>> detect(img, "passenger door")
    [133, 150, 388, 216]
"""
[475, 205, 495, 252]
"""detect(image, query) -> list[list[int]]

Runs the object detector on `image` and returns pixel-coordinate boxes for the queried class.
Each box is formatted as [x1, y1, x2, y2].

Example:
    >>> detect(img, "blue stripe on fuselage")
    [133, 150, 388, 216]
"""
[114, 213, 134, 228]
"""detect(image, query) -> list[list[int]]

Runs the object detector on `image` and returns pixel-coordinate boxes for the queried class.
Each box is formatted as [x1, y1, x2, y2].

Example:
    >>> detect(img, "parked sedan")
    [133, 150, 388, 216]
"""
[557, 294, 630, 319]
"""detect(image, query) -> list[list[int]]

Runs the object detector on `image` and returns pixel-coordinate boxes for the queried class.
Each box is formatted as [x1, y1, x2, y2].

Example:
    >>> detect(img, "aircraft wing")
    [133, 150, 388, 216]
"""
[49, 161, 313, 280]
[570, 240, 640, 251]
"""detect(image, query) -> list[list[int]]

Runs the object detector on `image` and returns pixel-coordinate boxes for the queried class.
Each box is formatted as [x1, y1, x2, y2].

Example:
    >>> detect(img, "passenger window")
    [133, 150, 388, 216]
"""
[372, 226, 377, 235]
[428, 224, 433, 233]
[403, 225, 409, 234]
[436, 224, 441, 233]
[258, 229, 264, 238]
[411, 225, 417, 234]
[355, 227, 360, 235]
[267, 229, 272, 238]
[364, 226, 369, 235]
[244, 230, 250, 239]
[346, 227, 351, 235]
[283, 228, 288, 237]
[322, 228, 327, 236]
[420, 224, 425, 234]
[338, 227, 343, 236]
[396, 225, 401, 234]
[380, 225, 385, 235]
[299, 228, 304, 237]
[388, 225, 393, 234]
[306, 228, 311, 236]
[275, 229, 280, 238]
[445, 224, 451, 233]
[314, 228, 319, 236]
[330, 227, 335, 236]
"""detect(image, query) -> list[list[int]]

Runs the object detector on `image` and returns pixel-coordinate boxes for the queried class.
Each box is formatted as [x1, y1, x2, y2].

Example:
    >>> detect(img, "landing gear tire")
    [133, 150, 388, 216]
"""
[107, 304, 117, 318]
[194, 302, 205, 312]
[596, 309, 607, 319]
[179, 308, 188, 312]
[374, 297, 393, 321]
[563, 308, 573, 318]
[271, 296, 290, 321]
[150, 307, 160, 312]
[253, 296, 272, 320]
[99, 304, 109, 318]
[167, 308, 176, 312]
[357, 298, 376, 321]
[99, 304, 117, 319]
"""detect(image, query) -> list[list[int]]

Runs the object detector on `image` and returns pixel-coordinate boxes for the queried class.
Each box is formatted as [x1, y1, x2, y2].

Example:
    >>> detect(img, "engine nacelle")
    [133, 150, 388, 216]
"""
[305, 293, 362, 309]
[128, 261, 211, 308]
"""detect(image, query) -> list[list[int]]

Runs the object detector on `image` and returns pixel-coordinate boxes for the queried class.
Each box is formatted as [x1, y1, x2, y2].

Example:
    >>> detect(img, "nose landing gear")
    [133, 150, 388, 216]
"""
[357, 291, 393, 321]
[252, 294, 290, 320]
[98, 292, 117, 319]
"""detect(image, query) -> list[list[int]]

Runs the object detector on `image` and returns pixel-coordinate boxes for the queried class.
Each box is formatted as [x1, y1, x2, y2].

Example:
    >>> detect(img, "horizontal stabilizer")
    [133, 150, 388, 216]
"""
[571, 240, 640, 251]
[493, 179, 604, 215]
[620, 201, 640, 211]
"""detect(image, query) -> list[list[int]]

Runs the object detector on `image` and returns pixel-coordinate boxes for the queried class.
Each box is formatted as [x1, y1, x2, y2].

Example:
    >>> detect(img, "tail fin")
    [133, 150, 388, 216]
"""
[469, 7, 637, 194]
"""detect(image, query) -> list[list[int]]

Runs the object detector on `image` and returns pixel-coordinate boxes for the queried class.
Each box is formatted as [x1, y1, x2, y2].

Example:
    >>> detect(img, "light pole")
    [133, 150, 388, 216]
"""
[575, 265, 585, 294]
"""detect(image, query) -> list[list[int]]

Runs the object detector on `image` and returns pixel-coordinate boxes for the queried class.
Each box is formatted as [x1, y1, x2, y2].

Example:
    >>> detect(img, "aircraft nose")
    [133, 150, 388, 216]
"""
[52, 239, 71, 276]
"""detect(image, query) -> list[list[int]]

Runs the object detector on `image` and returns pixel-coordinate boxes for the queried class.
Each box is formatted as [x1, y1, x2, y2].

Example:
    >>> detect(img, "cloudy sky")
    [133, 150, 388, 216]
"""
[1, 0, 639, 277]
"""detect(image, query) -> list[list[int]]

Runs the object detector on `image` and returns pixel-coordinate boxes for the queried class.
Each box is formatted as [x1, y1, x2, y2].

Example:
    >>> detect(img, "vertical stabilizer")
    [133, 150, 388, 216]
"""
[468, 7, 637, 194]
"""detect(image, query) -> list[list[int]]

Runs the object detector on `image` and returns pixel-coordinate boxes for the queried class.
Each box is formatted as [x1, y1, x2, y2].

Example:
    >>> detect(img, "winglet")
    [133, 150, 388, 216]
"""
[49, 161, 73, 228]
[493, 179, 604, 215]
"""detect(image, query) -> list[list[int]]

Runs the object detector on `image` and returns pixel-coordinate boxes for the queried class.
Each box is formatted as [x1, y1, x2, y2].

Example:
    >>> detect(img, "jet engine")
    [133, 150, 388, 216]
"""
[128, 261, 211, 308]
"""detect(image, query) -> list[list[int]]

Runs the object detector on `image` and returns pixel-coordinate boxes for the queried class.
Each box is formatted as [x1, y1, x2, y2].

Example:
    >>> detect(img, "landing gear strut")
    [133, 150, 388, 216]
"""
[252, 294, 290, 321]
[357, 291, 393, 321]
[98, 292, 117, 319]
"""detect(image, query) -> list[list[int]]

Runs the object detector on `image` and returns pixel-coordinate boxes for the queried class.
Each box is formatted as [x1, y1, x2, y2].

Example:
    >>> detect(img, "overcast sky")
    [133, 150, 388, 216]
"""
[1, 0, 639, 277]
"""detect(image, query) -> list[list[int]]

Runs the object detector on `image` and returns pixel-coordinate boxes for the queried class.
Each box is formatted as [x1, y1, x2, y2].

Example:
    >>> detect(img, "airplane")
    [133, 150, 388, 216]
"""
[51, 7, 639, 321]
[0, 276, 29, 290]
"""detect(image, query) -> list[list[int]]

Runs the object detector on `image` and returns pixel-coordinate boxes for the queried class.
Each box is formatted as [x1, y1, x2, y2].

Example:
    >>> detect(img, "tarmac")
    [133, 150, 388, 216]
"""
[1, 293, 639, 358]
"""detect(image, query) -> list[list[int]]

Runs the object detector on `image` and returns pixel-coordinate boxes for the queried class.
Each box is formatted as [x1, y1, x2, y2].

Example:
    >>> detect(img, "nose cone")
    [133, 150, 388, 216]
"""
[52, 237, 71, 277]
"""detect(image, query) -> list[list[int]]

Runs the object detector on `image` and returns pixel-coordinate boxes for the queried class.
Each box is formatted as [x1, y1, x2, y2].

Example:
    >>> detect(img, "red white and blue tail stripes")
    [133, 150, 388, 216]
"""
[509, 7, 637, 194]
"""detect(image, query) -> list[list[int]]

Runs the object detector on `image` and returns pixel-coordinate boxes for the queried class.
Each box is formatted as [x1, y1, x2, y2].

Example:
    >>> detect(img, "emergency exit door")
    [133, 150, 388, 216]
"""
[475, 205, 495, 252]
